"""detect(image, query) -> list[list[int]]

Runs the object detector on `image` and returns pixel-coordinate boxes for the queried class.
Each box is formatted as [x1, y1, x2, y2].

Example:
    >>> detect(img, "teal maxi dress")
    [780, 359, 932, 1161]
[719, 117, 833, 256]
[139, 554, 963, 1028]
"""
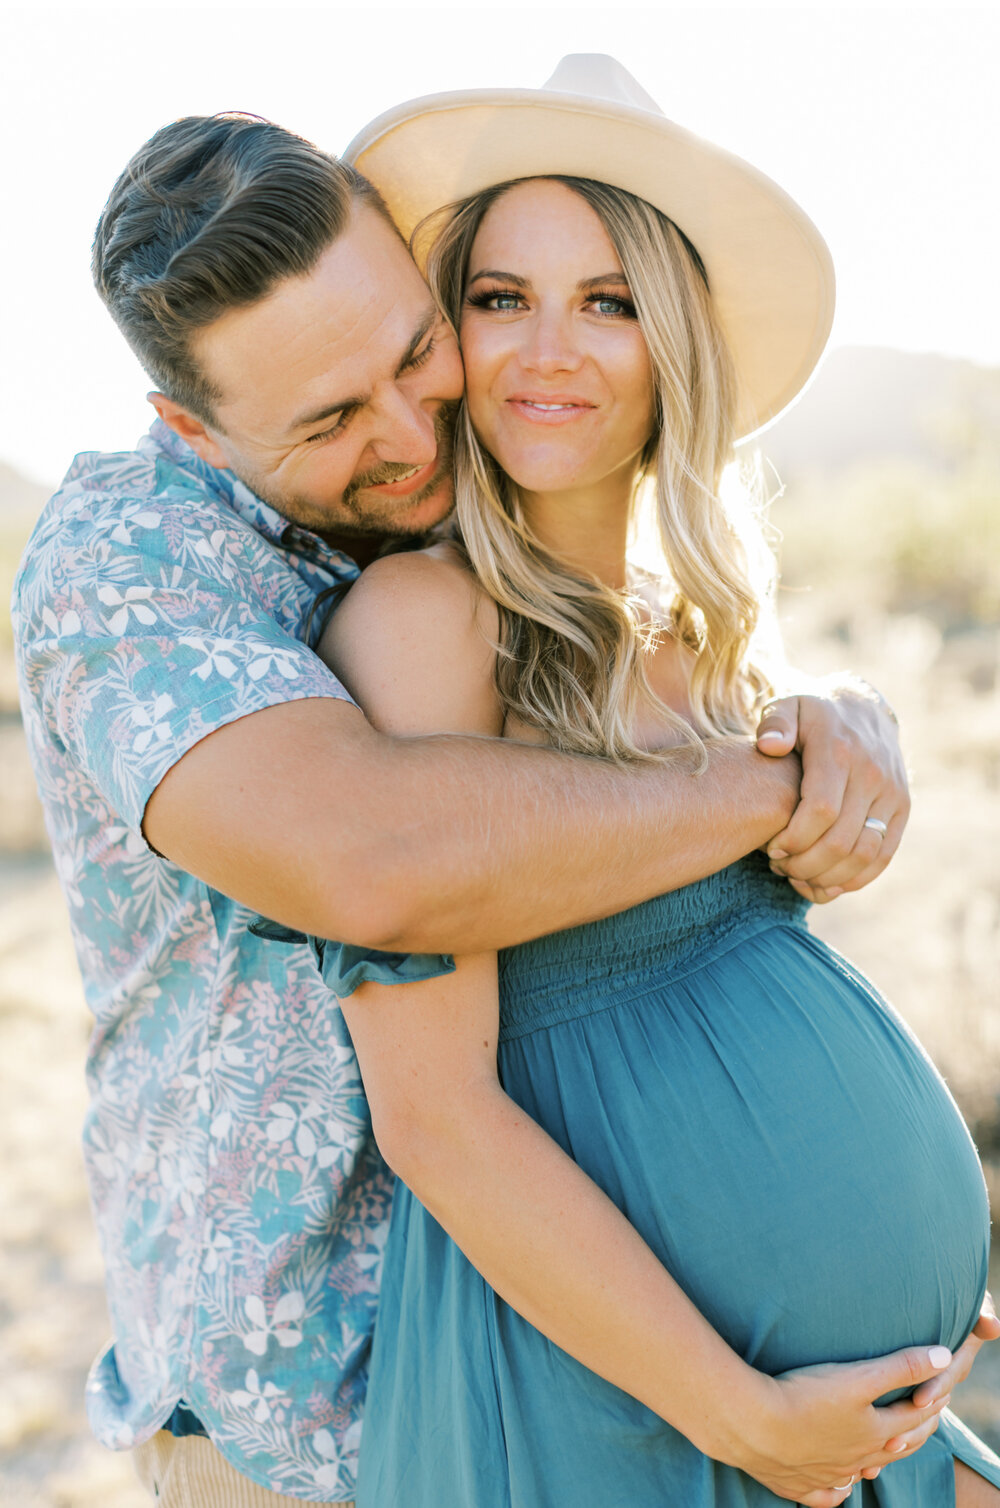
[354, 855, 1000, 1506]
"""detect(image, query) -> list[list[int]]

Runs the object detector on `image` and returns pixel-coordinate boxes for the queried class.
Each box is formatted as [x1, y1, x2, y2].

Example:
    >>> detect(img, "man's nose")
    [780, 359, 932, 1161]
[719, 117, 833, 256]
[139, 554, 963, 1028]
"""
[370, 384, 438, 466]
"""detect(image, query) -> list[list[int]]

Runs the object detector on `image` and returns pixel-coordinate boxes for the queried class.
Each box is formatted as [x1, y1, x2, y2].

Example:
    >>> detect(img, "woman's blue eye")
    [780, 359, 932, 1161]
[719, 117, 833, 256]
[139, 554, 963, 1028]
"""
[593, 294, 636, 317]
[466, 287, 523, 312]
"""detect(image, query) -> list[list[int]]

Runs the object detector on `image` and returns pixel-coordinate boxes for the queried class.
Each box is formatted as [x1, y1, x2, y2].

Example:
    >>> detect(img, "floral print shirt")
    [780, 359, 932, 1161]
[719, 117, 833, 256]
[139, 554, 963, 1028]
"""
[12, 421, 389, 1501]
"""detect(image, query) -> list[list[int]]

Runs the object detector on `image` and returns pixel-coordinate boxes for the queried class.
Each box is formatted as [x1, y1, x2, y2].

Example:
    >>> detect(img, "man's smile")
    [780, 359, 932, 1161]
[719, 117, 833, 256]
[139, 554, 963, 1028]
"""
[366, 457, 439, 494]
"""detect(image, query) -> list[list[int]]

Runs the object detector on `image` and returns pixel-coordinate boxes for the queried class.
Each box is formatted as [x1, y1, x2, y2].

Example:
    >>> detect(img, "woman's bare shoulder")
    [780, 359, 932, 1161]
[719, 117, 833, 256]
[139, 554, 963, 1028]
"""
[318, 545, 502, 738]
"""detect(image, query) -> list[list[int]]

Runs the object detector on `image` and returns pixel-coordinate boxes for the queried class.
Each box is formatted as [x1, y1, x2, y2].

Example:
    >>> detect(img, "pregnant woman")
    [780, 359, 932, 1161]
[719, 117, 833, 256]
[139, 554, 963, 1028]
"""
[316, 59, 1000, 1506]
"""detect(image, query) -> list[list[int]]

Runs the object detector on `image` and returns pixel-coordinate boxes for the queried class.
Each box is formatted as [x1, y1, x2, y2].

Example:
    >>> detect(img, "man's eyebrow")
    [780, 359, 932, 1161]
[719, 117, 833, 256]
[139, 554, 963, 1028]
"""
[394, 306, 438, 376]
[288, 306, 439, 434]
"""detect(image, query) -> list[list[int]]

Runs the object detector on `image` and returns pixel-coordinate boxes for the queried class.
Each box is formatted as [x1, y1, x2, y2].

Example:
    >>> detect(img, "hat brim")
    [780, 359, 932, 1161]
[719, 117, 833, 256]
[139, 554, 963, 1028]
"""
[345, 87, 835, 441]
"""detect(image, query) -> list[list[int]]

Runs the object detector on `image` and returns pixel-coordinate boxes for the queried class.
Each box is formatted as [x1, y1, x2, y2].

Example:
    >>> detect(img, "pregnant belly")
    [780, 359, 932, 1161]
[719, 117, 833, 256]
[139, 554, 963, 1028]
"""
[499, 925, 991, 1381]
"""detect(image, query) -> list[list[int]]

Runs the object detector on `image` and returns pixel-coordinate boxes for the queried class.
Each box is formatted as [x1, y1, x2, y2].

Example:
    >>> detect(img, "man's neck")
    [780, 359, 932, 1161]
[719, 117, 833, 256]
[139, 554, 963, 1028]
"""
[319, 532, 390, 570]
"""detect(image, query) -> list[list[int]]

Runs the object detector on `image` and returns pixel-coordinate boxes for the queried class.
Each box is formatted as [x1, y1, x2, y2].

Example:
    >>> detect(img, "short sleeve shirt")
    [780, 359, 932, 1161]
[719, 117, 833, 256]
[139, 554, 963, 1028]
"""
[12, 421, 388, 1501]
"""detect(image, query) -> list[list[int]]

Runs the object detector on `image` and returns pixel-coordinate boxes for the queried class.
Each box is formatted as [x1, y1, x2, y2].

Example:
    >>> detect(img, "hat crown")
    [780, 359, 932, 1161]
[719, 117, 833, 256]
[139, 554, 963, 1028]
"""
[541, 54, 665, 117]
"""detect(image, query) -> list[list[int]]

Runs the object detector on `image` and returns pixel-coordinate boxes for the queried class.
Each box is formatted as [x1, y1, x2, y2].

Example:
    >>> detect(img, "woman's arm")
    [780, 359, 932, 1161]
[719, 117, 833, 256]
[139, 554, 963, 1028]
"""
[320, 550, 949, 1504]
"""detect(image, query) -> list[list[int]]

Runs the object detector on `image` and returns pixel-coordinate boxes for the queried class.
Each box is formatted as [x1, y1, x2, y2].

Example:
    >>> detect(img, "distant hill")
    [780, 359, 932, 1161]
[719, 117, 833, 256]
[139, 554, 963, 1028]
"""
[755, 346, 1000, 482]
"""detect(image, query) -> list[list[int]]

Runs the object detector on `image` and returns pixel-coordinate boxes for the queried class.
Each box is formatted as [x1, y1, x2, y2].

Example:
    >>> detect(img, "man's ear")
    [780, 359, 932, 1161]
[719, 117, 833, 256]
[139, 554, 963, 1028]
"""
[149, 393, 230, 470]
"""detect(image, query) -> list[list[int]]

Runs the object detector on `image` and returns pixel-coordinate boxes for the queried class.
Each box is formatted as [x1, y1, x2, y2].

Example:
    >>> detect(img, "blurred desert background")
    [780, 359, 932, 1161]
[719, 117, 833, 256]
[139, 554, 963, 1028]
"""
[1, 345, 998, 1505]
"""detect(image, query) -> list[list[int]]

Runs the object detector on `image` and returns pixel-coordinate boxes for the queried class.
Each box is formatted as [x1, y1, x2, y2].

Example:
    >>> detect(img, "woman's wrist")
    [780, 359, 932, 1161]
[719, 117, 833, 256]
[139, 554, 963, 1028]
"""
[718, 1371, 790, 1475]
[675, 1355, 781, 1470]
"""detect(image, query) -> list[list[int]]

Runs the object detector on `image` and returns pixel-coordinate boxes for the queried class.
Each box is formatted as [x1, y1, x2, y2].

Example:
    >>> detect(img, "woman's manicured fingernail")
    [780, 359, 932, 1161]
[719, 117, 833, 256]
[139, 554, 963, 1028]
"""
[928, 1346, 952, 1369]
[768, 848, 788, 861]
[824, 887, 844, 899]
[757, 730, 787, 744]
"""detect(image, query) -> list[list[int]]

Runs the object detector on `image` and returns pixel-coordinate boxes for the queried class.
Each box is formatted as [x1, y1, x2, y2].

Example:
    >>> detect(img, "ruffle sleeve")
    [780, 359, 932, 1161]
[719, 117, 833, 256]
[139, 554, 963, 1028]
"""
[249, 918, 455, 998]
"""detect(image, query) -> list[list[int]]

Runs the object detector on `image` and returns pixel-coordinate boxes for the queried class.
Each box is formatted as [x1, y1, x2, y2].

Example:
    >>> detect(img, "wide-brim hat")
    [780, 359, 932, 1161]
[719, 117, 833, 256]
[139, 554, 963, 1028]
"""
[344, 54, 835, 441]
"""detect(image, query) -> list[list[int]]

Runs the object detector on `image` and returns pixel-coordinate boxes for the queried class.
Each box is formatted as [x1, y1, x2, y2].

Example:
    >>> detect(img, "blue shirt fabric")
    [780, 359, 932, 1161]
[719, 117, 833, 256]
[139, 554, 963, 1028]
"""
[11, 421, 390, 1500]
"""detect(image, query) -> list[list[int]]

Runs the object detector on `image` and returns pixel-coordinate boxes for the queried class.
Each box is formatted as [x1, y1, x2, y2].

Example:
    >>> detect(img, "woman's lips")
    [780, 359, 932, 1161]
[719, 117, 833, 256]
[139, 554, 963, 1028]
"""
[505, 396, 596, 425]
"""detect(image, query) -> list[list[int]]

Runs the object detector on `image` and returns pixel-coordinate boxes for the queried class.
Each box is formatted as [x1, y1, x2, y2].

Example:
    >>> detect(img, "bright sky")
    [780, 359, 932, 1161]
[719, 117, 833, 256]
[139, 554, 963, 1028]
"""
[2, 2, 997, 488]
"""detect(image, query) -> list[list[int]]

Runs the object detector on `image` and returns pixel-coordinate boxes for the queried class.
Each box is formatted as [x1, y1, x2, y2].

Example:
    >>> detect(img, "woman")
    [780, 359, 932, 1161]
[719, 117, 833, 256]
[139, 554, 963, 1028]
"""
[316, 60, 1000, 1506]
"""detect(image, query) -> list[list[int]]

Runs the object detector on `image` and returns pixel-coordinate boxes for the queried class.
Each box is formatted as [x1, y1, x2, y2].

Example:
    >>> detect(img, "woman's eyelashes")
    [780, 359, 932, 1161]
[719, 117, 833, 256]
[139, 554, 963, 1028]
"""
[465, 286, 637, 319]
[590, 293, 637, 318]
[465, 287, 525, 312]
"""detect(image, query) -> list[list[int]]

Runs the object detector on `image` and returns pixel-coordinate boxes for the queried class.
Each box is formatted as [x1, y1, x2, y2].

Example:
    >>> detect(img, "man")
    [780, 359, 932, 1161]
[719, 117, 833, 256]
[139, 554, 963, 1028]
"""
[13, 113, 994, 1506]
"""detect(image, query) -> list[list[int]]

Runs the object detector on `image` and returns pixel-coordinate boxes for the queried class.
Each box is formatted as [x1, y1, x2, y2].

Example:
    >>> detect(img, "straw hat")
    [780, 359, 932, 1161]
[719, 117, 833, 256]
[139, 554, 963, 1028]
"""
[344, 54, 835, 440]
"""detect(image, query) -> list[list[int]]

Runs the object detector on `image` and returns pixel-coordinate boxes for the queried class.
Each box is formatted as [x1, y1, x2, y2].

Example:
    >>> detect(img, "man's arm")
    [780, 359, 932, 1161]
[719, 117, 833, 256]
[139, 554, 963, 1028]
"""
[144, 548, 912, 954]
[144, 684, 798, 956]
[141, 533, 802, 952]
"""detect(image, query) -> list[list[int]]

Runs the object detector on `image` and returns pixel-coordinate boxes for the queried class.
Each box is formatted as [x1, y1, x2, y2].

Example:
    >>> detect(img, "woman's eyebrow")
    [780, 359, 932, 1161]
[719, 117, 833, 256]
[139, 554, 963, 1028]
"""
[466, 269, 630, 290]
[578, 273, 631, 289]
[466, 269, 529, 287]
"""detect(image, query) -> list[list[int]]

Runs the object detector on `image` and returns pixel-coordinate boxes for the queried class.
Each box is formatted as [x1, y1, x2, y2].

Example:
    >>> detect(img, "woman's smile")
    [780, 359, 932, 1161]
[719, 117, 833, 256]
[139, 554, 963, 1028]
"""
[505, 392, 598, 424]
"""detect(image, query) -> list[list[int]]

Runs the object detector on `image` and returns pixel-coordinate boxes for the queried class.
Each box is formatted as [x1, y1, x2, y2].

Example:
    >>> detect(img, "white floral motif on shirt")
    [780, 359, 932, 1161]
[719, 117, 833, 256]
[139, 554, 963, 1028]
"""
[97, 583, 158, 634]
[230, 1368, 287, 1423]
[242, 1292, 305, 1356]
[131, 693, 176, 753]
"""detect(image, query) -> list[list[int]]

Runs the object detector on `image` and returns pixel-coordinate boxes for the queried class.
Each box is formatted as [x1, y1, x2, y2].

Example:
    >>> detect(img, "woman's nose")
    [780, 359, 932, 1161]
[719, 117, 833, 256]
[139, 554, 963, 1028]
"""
[520, 311, 584, 376]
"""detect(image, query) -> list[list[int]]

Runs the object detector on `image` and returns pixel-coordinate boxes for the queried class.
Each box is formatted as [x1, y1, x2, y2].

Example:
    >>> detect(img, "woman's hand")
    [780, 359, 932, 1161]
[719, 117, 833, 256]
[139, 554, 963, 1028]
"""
[909, 1292, 1000, 1407]
[755, 677, 909, 902]
[729, 1343, 954, 1505]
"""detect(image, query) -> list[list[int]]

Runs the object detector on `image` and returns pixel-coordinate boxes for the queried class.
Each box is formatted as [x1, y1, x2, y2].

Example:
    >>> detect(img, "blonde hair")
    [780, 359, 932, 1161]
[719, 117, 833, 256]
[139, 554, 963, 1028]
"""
[419, 176, 779, 766]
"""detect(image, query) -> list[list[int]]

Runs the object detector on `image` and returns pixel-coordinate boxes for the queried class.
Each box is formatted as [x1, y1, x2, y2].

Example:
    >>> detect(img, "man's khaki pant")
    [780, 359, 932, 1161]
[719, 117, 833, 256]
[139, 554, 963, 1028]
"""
[133, 1431, 355, 1507]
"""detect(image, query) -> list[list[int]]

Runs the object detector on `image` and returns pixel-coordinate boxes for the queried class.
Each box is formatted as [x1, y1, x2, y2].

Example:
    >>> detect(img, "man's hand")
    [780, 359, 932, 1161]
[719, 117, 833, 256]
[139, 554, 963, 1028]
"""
[909, 1293, 1000, 1408]
[754, 679, 909, 902]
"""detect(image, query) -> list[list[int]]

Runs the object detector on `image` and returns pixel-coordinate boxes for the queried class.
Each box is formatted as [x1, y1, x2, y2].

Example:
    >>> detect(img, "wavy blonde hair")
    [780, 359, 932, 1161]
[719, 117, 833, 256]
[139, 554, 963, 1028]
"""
[418, 176, 780, 766]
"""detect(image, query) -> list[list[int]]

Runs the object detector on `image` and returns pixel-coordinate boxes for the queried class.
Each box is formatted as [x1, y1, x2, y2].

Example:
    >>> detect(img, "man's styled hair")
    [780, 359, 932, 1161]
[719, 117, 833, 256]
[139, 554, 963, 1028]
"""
[93, 113, 390, 423]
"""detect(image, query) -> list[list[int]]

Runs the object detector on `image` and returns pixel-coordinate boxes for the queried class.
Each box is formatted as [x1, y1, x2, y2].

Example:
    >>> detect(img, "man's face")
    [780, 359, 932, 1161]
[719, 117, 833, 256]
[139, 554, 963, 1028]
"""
[170, 204, 465, 544]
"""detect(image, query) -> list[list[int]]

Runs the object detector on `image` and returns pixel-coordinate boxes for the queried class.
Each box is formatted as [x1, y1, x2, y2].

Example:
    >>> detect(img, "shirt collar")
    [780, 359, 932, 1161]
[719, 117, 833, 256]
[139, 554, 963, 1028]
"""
[141, 419, 359, 573]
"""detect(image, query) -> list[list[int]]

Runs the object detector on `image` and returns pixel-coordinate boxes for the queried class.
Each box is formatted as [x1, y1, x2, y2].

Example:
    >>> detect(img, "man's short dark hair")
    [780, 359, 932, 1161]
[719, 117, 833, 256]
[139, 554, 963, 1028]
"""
[93, 113, 392, 423]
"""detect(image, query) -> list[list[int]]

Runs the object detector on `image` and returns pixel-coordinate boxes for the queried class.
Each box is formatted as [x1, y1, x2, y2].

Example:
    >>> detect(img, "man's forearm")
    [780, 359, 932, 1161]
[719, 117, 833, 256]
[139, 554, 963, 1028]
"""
[370, 729, 799, 953]
[145, 700, 799, 954]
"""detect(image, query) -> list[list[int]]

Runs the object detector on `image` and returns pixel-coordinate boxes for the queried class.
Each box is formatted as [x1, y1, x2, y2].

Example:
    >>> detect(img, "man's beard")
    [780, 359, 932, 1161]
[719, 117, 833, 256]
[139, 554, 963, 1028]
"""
[242, 401, 459, 545]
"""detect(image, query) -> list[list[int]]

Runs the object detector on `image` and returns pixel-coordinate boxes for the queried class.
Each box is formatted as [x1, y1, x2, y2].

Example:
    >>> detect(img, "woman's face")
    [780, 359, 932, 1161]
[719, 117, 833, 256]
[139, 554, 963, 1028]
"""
[459, 179, 656, 501]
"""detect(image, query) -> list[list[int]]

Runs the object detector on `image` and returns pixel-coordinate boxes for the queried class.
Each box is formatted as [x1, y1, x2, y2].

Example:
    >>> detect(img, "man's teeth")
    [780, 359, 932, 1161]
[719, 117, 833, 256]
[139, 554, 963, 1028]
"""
[393, 465, 422, 480]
